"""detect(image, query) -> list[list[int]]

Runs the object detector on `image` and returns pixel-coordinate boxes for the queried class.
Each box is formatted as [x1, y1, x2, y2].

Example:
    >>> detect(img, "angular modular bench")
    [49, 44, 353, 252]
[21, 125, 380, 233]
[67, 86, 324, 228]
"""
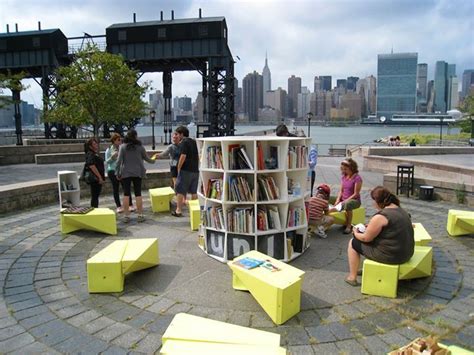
[413, 223, 432, 246]
[61, 208, 117, 235]
[187, 199, 200, 231]
[149, 186, 175, 212]
[87, 238, 159, 293]
[227, 250, 305, 325]
[161, 313, 286, 355]
[330, 206, 366, 226]
[361, 245, 433, 298]
[447, 209, 474, 237]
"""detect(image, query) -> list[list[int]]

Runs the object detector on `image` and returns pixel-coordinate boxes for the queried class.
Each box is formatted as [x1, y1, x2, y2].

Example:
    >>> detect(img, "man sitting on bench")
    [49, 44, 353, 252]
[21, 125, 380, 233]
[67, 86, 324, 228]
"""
[345, 186, 414, 286]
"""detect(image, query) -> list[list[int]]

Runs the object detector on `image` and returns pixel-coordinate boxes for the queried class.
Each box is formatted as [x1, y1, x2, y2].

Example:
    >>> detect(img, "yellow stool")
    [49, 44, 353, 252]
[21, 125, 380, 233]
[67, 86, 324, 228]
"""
[60, 208, 117, 235]
[87, 238, 159, 293]
[187, 199, 201, 231]
[447, 209, 474, 236]
[413, 223, 432, 246]
[361, 246, 432, 298]
[330, 207, 365, 225]
[161, 313, 286, 354]
[228, 250, 304, 325]
[149, 187, 175, 212]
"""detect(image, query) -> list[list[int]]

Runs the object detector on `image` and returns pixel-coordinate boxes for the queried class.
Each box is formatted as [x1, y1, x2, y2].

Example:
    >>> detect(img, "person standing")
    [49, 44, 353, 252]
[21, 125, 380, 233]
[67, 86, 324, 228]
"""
[172, 126, 199, 217]
[116, 129, 156, 223]
[84, 137, 105, 208]
[105, 133, 134, 213]
[308, 144, 318, 196]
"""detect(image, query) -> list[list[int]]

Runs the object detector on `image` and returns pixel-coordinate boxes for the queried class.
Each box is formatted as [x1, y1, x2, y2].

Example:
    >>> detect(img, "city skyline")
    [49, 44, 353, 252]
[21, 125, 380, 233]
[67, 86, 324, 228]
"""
[1, 0, 473, 107]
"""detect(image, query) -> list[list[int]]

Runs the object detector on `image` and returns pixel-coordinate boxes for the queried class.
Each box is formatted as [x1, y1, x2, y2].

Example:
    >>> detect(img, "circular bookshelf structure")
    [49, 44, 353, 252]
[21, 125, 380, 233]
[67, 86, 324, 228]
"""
[197, 136, 312, 263]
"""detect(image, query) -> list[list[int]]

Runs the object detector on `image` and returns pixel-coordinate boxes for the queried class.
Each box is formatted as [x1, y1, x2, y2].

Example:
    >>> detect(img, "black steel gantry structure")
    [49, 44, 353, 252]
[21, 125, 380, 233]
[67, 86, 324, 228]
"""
[0, 11, 235, 144]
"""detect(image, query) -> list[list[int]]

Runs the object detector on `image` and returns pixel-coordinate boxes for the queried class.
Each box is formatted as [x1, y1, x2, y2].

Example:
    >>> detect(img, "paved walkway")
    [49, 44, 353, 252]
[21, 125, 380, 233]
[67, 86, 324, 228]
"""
[0, 161, 473, 354]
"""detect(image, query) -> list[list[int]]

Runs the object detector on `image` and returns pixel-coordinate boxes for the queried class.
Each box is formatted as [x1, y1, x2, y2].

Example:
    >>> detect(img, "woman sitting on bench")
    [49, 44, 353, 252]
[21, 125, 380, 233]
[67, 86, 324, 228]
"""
[345, 186, 414, 286]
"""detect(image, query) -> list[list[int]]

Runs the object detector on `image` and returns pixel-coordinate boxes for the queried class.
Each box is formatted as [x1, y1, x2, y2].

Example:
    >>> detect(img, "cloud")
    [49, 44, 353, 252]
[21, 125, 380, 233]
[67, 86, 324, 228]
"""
[1, 0, 473, 108]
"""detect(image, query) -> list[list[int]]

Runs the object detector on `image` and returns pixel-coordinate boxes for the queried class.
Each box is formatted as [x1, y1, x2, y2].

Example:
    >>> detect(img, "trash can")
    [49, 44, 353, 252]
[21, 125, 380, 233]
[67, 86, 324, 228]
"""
[419, 185, 434, 201]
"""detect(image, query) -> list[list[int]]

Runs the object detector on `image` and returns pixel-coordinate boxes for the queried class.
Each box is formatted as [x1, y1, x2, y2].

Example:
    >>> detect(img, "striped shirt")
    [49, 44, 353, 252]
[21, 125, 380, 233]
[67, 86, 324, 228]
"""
[308, 195, 329, 222]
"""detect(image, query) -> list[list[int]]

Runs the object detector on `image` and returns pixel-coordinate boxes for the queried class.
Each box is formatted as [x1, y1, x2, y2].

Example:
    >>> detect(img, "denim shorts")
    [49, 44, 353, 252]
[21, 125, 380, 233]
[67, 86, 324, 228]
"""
[175, 170, 199, 195]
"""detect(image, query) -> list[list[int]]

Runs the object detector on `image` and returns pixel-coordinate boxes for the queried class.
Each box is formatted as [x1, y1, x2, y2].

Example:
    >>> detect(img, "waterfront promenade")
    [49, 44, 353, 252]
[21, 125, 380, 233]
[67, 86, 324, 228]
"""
[0, 157, 473, 354]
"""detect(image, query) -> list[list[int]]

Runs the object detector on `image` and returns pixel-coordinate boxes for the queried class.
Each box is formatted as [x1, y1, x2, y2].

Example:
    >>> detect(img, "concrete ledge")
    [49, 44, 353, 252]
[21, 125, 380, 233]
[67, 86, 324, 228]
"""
[0, 169, 172, 215]
[35, 152, 104, 164]
[367, 146, 474, 157]
[383, 173, 474, 207]
[364, 155, 474, 185]
[0, 144, 85, 165]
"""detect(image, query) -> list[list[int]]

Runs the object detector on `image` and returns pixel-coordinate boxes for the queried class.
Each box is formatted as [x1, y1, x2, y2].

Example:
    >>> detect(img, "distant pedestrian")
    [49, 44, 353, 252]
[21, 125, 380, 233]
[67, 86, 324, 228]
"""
[153, 131, 181, 187]
[173, 126, 199, 217]
[275, 124, 296, 137]
[388, 137, 394, 146]
[308, 144, 318, 196]
[395, 136, 401, 146]
[84, 137, 105, 208]
[105, 133, 134, 213]
[116, 129, 156, 223]
[409, 138, 416, 147]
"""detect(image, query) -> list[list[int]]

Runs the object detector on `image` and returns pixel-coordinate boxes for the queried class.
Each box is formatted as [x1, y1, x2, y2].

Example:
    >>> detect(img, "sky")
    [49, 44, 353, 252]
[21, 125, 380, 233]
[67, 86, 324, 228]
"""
[1, 0, 473, 108]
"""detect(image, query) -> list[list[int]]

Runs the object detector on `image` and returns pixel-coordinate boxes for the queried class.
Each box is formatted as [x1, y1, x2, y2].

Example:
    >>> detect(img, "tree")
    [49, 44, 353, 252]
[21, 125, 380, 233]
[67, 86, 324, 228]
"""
[458, 92, 474, 137]
[0, 71, 28, 109]
[45, 44, 148, 137]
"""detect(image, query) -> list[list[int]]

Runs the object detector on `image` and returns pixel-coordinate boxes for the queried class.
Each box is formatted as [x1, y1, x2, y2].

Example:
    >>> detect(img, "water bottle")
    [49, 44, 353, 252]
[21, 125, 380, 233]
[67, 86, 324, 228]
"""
[294, 182, 301, 197]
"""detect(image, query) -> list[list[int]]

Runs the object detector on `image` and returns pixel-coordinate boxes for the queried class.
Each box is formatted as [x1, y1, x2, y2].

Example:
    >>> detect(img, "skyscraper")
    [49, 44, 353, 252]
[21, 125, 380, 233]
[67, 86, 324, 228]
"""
[462, 69, 474, 98]
[288, 75, 302, 118]
[243, 71, 263, 122]
[434, 61, 457, 113]
[314, 76, 331, 92]
[416, 64, 428, 100]
[336, 79, 347, 91]
[262, 52, 271, 94]
[313, 77, 322, 93]
[377, 52, 417, 119]
[346, 76, 359, 91]
[297, 87, 311, 119]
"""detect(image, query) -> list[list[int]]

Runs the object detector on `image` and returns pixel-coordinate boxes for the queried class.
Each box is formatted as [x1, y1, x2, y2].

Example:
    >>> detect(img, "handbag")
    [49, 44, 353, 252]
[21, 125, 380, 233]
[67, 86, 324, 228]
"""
[80, 164, 99, 185]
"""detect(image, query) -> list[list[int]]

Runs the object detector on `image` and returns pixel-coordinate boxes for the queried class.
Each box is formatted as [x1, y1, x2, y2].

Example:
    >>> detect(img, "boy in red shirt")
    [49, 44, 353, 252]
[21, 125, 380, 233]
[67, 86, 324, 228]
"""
[308, 184, 334, 238]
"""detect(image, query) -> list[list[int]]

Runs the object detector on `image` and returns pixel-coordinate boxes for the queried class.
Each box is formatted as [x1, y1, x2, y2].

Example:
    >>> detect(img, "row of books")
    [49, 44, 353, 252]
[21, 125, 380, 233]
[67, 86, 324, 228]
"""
[256, 143, 280, 170]
[227, 207, 254, 233]
[257, 175, 280, 201]
[287, 206, 305, 228]
[205, 178, 223, 200]
[228, 175, 253, 202]
[288, 145, 308, 169]
[206, 146, 223, 169]
[204, 205, 225, 230]
[229, 144, 254, 170]
[257, 206, 282, 231]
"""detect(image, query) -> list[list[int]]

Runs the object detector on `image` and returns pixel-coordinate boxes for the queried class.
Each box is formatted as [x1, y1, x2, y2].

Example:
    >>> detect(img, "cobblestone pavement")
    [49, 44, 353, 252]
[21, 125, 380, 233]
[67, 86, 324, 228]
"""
[0, 164, 473, 354]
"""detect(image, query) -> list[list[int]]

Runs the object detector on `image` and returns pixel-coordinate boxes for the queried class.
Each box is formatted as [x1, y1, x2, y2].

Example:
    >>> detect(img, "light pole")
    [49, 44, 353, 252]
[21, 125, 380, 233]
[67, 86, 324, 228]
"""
[150, 110, 156, 150]
[306, 112, 313, 138]
[439, 117, 443, 146]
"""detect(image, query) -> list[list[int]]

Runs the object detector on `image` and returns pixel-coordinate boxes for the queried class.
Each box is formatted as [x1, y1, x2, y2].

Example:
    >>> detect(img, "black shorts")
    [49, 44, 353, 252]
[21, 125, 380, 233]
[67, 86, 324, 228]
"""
[175, 170, 199, 195]
[351, 237, 364, 255]
[122, 177, 142, 197]
[170, 166, 178, 178]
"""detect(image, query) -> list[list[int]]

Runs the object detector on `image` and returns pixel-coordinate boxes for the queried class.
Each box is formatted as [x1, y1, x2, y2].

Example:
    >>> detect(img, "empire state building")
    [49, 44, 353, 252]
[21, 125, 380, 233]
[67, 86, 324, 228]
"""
[262, 52, 271, 94]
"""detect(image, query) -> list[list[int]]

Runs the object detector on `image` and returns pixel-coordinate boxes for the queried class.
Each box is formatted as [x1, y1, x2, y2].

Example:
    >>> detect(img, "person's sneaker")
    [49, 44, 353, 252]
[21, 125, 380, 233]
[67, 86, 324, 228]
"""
[316, 225, 328, 239]
[116, 206, 124, 213]
[137, 214, 145, 223]
[129, 206, 136, 212]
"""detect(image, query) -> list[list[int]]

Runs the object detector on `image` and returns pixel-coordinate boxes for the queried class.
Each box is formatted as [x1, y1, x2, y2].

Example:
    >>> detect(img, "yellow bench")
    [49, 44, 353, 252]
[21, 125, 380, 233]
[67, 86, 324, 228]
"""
[60, 208, 117, 235]
[227, 250, 304, 325]
[187, 199, 201, 231]
[361, 245, 432, 298]
[161, 313, 286, 355]
[87, 238, 159, 293]
[330, 207, 366, 225]
[413, 223, 432, 246]
[447, 209, 474, 237]
[149, 187, 175, 212]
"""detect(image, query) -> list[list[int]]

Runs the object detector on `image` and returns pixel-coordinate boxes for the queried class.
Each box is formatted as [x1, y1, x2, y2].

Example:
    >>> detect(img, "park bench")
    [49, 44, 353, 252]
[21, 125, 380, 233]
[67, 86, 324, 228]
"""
[227, 250, 304, 325]
[160, 313, 286, 355]
[87, 238, 159, 293]
[60, 207, 116, 235]
[187, 199, 200, 231]
[329, 206, 366, 225]
[149, 186, 175, 212]
[361, 245, 433, 298]
[447, 209, 474, 237]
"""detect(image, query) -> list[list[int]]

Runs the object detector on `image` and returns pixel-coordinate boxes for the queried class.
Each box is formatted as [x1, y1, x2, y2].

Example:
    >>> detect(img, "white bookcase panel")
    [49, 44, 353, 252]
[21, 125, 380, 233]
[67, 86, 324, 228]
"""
[58, 170, 80, 209]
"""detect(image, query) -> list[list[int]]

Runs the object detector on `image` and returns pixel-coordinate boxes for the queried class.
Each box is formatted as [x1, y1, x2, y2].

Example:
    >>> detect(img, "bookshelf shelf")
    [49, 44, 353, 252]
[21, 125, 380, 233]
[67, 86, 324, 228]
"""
[58, 170, 81, 209]
[197, 136, 312, 263]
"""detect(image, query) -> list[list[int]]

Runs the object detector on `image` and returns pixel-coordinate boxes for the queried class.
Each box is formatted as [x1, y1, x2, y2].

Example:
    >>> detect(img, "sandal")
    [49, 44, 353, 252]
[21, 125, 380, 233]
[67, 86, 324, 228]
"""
[345, 278, 359, 287]
[171, 211, 183, 217]
[137, 214, 145, 223]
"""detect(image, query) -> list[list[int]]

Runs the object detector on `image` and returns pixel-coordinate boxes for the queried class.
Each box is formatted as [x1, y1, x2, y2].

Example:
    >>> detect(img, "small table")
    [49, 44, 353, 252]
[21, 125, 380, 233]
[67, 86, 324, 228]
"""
[396, 163, 414, 197]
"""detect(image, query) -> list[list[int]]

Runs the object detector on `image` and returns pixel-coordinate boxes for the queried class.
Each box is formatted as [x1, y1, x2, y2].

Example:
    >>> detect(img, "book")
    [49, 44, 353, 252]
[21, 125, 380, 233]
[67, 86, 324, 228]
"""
[229, 144, 253, 170]
[257, 175, 280, 201]
[329, 202, 343, 212]
[233, 257, 264, 269]
[288, 145, 308, 169]
[229, 175, 253, 202]
[206, 146, 223, 169]
[257, 206, 281, 231]
[206, 178, 222, 200]
[257, 142, 265, 170]
[227, 206, 254, 233]
[61, 206, 94, 214]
